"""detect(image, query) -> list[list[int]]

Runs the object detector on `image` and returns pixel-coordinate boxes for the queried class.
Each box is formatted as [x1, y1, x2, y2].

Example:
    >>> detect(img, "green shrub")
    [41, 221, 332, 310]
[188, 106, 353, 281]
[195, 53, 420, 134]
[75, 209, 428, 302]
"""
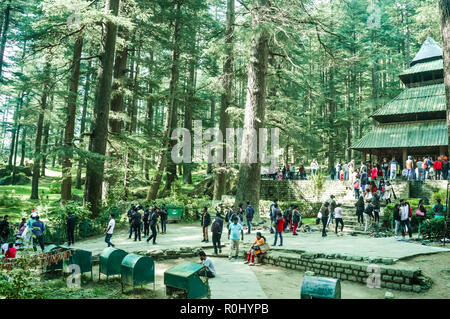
[0, 190, 22, 208]
[49, 181, 61, 194]
[420, 218, 447, 240]
[431, 189, 447, 206]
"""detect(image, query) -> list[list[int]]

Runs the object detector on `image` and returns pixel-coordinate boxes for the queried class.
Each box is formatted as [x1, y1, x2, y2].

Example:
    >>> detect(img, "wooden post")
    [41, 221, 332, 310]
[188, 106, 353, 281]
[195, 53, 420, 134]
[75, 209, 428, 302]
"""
[402, 148, 407, 168]
[439, 145, 446, 157]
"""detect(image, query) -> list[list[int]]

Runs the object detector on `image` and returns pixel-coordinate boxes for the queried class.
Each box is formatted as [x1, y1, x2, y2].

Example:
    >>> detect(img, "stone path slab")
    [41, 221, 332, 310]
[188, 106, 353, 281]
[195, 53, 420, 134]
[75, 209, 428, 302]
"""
[208, 258, 267, 299]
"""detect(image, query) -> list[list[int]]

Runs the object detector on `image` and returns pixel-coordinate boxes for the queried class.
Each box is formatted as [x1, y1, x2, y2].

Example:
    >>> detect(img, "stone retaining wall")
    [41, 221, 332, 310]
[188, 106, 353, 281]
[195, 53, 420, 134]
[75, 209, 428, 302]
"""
[256, 251, 429, 293]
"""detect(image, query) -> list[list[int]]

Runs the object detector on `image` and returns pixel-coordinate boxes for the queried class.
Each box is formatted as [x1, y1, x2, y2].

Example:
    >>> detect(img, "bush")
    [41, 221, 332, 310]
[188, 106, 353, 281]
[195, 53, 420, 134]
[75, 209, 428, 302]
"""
[0, 190, 22, 208]
[420, 218, 447, 240]
[431, 189, 448, 206]
[0, 173, 31, 185]
[49, 181, 61, 194]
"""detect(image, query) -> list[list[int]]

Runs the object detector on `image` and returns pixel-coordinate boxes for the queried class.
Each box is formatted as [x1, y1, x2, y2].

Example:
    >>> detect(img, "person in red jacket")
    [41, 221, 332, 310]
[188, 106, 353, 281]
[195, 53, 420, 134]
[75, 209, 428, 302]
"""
[4, 243, 17, 259]
[434, 157, 442, 180]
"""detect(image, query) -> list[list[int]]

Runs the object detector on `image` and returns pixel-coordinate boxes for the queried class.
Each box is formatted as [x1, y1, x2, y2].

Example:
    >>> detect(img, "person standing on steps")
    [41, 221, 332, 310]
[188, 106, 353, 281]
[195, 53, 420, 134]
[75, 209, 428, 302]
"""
[66, 212, 76, 246]
[146, 207, 159, 245]
[334, 203, 344, 234]
[228, 216, 244, 261]
[355, 196, 365, 227]
[389, 157, 398, 181]
[160, 204, 168, 234]
[245, 201, 254, 234]
[400, 199, 412, 240]
[360, 168, 369, 194]
[104, 214, 116, 248]
[320, 202, 330, 237]
[273, 211, 285, 246]
[211, 211, 224, 255]
[372, 192, 381, 224]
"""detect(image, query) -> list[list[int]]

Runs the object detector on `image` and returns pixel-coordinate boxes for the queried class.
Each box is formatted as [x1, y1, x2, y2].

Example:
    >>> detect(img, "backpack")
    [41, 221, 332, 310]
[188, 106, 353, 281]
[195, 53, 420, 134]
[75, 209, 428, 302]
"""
[211, 219, 221, 233]
[361, 173, 368, 184]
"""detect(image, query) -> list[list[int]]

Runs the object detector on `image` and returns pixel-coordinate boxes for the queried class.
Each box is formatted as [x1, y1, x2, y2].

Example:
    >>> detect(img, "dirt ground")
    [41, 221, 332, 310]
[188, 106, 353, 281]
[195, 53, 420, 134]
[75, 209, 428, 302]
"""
[251, 251, 450, 299]
[42, 252, 450, 299]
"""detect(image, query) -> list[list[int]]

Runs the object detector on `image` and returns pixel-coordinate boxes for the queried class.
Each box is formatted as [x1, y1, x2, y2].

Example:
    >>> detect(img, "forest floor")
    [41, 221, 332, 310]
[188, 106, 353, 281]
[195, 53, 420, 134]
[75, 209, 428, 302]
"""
[38, 222, 450, 299]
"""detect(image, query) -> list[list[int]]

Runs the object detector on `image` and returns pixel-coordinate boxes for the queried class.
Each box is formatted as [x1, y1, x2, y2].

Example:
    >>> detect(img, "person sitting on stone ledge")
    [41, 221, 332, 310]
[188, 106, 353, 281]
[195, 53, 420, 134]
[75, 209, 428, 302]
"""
[244, 232, 267, 266]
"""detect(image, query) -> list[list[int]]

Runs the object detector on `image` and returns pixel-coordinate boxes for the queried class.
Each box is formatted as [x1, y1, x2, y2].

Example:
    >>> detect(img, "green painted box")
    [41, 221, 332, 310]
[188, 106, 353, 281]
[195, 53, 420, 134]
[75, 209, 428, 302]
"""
[43, 245, 70, 272]
[63, 248, 93, 276]
[120, 254, 155, 291]
[99, 247, 128, 279]
[300, 276, 341, 299]
[164, 261, 209, 299]
[165, 205, 183, 221]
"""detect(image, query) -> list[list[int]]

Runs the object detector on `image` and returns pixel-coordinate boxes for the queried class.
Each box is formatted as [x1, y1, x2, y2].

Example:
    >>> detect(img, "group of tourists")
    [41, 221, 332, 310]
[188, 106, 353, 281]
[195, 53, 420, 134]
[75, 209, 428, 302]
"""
[269, 164, 308, 180]
[0, 210, 47, 260]
[403, 155, 449, 181]
[316, 195, 344, 237]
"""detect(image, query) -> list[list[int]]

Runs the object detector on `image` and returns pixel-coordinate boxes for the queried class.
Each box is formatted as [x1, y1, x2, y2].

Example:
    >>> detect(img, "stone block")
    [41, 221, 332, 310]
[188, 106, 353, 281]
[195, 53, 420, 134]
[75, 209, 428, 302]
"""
[352, 256, 363, 261]
[401, 284, 413, 292]
[388, 269, 397, 276]
[392, 283, 401, 290]
[382, 275, 392, 281]
[341, 274, 347, 280]
[393, 276, 404, 284]
[381, 258, 394, 265]
[404, 278, 411, 285]
[413, 285, 422, 293]
[386, 282, 394, 289]
[279, 262, 286, 267]
[348, 275, 357, 282]
[402, 270, 415, 279]
[345, 269, 353, 275]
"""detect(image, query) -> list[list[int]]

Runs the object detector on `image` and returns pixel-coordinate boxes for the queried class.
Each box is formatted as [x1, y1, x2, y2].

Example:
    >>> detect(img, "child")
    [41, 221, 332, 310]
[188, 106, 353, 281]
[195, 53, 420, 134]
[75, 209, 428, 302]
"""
[5, 243, 17, 259]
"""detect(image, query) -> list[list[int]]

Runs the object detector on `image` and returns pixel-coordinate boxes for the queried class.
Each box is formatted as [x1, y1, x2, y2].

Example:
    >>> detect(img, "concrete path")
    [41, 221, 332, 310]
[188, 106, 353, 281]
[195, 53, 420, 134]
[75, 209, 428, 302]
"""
[73, 223, 450, 260]
[208, 258, 267, 299]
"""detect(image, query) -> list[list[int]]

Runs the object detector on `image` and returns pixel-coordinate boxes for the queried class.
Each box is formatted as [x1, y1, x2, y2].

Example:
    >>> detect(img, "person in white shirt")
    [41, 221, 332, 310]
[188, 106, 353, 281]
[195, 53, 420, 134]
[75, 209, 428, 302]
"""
[199, 250, 216, 278]
[310, 159, 319, 175]
[400, 200, 412, 240]
[334, 204, 344, 234]
[104, 214, 116, 247]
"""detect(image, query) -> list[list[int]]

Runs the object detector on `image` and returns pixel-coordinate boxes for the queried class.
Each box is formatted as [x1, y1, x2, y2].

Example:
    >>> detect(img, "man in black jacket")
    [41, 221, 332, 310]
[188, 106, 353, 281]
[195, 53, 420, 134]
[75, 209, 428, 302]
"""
[211, 212, 224, 255]
[201, 207, 211, 243]
[146, 208, 159, 245]
[131, 209, 142, 241]
[160, 204, 168, 234]
[66, 212, 76, 246]
[0, 215, 10, 244]
[127, 205, 135, 239]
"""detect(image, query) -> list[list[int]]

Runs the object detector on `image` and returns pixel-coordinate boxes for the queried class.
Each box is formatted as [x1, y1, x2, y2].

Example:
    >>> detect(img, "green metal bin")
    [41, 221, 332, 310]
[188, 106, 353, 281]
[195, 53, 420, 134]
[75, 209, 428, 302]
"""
[63, 248, 93, 279]
[43, 245, 70, 272]
[120, 254, 155, 292]
[164, 261, 209, 299]
[166, 205, 183, 222]
[300, 276, 341, 299]
[99, 247, 128, 279]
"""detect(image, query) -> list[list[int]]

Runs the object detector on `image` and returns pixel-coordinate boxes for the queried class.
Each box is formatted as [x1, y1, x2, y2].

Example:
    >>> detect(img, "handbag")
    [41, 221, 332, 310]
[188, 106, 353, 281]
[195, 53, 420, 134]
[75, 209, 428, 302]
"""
[259, 243, 270, 253]
[415, 209, 424, 217]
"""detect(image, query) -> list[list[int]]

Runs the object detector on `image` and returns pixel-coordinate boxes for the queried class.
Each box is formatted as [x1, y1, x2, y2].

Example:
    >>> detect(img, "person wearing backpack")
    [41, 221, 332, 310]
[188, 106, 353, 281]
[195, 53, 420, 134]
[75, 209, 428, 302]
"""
[245, 201, 255, 234]
[131, 208, 142, 241]
[291, 205, 301, 236]
[360, 169, 369, 194]
[211, 212, 224, 255]
[31, 216, 45, 252]
[201, 207, 211, 243]
[372, 192, 381, 224]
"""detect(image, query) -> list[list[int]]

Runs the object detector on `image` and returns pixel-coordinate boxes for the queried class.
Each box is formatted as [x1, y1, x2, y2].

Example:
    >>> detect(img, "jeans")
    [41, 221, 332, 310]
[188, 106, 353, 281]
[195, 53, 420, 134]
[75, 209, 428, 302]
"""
[401, 219, 412, 238]
[327, 212, 334, 227]
[202, 226, 209, 241]
[33, 235, 45, 252]
[436, 169, 442, 180]
[390, 169, 396, 180]
[161, 219, 167, 233]
[128, 222, 133, 238]
[199, 268, 215, 278]
[354, 188, 360, 199]
[357, 213, 364, 224]
[67, 227, 75, 245]
[335, 218, 344, 233]
[229, 239, 240, 258]
[418, 168, 425, 181]
[273, 231, 283, 246]
[292, 222, 298, 235]
[344, 171, 349, 180]
[133, 223, 141, 241]
[143, 221, 149, 236]
[443, 169, 449, 180]
[105, 233, 114, 247]
[407, 169, 413, 180]
[212, 232, 222, 254]
[361, 184, 366, 193]
[374, 210, 380, 223]
[321, 217, 328, 237]
[246, 219, 252, 234]
[270, 216, 275, 233]
[383, 169, 389, 179]
[147, 225, 157, 244]
[394, 220, 401, 236]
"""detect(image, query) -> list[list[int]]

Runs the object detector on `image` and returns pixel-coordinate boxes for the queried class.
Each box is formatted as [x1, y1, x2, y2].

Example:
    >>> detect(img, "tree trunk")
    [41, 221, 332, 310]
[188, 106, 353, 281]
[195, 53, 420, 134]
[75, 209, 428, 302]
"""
[61, 36, 84, 204]
[146, 0, 182, 201]
[20, 127, 26, 166]
[75, 61, 93, 190]
[439, 0, 450, 157]
[213, 0, 234, 200]
[85, 0, 120, 215]
[144, 51, 154, 181]
[30, 61, 51, 200]
[41, 93, 54, 177]
[234, 0, 269, 218]
[0, 0, 11, 79]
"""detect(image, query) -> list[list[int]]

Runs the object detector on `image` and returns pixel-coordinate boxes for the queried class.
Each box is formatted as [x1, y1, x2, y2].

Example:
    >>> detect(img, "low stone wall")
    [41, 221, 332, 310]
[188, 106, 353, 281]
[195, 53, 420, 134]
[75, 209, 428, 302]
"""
[256, 251, 429, 293]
